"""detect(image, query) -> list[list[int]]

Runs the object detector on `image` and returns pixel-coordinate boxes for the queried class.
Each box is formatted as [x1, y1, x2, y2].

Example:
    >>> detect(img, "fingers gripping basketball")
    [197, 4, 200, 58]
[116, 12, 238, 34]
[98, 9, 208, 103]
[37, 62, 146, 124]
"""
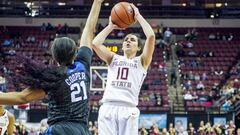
[111, 2, 135, 28]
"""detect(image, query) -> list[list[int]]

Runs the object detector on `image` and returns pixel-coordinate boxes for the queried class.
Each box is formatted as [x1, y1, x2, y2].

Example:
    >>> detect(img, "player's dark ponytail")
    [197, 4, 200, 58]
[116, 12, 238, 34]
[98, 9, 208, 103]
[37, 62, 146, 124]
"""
[13, 54, 64, 91]
[13, 37, 77, 91]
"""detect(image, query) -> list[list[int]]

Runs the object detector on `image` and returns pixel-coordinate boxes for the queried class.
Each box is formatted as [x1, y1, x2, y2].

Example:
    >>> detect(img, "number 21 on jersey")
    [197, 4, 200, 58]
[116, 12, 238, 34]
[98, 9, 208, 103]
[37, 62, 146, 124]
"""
[70, 81, 87, 102]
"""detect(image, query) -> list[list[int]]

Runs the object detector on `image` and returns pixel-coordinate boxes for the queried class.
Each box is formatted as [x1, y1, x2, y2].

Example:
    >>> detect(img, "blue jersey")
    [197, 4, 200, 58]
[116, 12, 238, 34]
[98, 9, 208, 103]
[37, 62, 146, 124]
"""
[44, 46, 92, 126]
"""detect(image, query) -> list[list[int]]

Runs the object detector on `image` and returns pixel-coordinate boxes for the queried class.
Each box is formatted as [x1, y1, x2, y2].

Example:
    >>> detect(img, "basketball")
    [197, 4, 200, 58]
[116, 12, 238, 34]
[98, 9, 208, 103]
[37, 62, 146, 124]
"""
[111, 2, 135, 28]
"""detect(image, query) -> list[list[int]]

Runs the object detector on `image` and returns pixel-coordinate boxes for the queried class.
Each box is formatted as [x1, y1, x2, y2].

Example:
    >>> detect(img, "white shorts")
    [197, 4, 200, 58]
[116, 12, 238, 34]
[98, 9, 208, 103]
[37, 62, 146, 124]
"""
[98, 102, 140, 135]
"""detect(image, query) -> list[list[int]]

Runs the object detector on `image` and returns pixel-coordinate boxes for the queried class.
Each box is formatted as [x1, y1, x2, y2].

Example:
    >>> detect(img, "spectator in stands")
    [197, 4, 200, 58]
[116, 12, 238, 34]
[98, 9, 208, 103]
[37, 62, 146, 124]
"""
[39, 118, 48, 135]
[198, 121, 206, 135]
[196, 81, 205, 90]
[185, 42, 193, 48]
[210, 67, 215, 75]
[26, 35, 36, 43]
[0, 75, 6, 92]
[170, 65, 177, 86]
[19, 125, 28, 135]
[227, 33, 233, 41]
[192, 91, 198, 101]
[168, 123, 175, 135]
[205, 122, 212, 134]
[188, 51, 198, 57]
[16, 120, 28, 135]
[237, 128, 240, 135]
[6, 48, 16, 56]
[226, 120, 236, 135]
[163, 27, 172, 44]
[175, 120, 185, 134]
[222, 100, 232, 111]
[41, 23, 47, 32]
[178, 126, 188, 135]
[56, 24, 62, 34]
[185, 28, 198, 41]
[156, 93, 161, 106]
[208, 51, 214, 57]
[188, 122, 195, 135]
[214, 67, 224, 76]
[159, 62, 167, 73]
[185, 29, 192, 41]
[162, 128, 170, 135]
[41, 39, 49, 48]
[194, 73, 200, 81]
[184, 80, 193, 90]
[188, 71, 194, 80]
[28, 127, 38, 135]
[213, 124, 222, 135]
[216, 32, 222, 40]
[117, 30, 125, 38]
[208, 33, 216, 40]
[201, 72, 208, 81]
[139, 125, 148, 135]
[91, 101, 99, 113]
[149, 123, 160, 135]
[2, 38, 12, 46]
[198, 91, 209, 102]
[62, 23, 69, 34]
[46, 22, 54, 31]
[184, 91, 193, 100]
[89, 121, 94, 135]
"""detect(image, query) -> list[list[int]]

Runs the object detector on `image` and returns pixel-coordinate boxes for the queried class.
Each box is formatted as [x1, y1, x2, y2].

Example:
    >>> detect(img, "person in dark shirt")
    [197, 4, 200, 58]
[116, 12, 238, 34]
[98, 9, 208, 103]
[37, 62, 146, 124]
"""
[0, 0, 103, 135]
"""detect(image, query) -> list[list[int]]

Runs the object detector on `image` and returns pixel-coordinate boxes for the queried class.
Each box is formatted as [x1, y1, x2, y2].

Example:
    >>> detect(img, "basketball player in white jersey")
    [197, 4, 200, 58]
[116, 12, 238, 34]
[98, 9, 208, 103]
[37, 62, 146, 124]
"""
[92, 4, 155, 135]
[0, 105, 15, 135]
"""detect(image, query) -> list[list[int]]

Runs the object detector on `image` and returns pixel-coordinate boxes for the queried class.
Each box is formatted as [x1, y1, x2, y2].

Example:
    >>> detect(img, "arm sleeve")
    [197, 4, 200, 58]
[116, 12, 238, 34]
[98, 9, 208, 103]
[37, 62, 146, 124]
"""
[75, 46, 93, 67]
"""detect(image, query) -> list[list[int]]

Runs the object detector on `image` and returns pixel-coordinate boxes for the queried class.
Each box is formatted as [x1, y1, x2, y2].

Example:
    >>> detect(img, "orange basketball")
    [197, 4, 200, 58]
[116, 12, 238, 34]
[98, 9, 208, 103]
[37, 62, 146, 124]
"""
[111, 2, 135, 28]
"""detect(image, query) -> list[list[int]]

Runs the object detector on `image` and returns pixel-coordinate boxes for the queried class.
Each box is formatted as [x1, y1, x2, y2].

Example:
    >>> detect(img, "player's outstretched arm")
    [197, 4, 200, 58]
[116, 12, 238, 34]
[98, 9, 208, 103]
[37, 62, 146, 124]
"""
[92, 17, 119, 64]
[131, 4, 155, 69]
[7, 112, 15, 135]
[0, 88, 45, 105]
[80, 0, 103, 49]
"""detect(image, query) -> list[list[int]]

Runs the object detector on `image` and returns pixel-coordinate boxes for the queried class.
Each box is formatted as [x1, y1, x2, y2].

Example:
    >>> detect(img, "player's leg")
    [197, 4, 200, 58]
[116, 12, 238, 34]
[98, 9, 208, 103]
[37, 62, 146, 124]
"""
[98, 104, 118, 135]
[118, 106, 140, 135]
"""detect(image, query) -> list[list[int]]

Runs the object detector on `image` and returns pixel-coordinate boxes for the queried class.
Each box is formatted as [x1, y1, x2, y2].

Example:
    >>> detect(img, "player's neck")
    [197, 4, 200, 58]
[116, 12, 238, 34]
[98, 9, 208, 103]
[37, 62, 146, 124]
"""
[124, 52, 136, 59]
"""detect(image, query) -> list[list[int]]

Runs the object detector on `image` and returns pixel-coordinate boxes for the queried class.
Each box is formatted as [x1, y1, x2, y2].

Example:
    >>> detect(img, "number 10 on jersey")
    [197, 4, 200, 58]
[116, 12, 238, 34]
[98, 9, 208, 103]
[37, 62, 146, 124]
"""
[116, 67, 129, 80]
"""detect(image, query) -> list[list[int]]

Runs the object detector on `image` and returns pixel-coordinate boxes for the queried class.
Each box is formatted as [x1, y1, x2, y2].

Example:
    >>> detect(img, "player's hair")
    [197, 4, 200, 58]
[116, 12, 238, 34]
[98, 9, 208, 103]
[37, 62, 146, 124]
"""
[51, 37, 77, 66]
[13, 37, 78, 91]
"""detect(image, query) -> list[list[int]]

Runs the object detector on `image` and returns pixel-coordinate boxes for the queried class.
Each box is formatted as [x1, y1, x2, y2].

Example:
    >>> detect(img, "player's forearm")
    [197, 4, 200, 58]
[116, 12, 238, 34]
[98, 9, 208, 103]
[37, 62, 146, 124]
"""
[92, 25, 113, 46]
[85, 0, 103, 32]
[136, 15, 155, 38]
[0, 92, 27, 105]
[80, 0, 103, 46]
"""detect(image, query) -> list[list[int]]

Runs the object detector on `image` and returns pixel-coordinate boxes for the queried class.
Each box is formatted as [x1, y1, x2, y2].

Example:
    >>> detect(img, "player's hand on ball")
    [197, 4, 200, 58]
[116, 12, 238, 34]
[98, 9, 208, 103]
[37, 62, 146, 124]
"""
[108, 16, 125, 30]
[130, 4, 140, 19]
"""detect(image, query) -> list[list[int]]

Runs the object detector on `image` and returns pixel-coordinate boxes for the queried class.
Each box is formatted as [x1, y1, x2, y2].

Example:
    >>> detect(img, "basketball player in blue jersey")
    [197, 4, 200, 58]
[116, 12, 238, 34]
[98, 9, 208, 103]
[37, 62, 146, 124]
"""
[0, 104, 15, 135]
[0, 0, 103, 134]
[92, 4, 156, 135]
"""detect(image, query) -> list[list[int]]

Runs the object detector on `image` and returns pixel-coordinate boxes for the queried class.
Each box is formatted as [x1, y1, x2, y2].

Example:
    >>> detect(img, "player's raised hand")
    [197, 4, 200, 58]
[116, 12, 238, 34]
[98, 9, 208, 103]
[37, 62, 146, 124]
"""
[130, 4, 140, 19]
[108, 16, 125, 30]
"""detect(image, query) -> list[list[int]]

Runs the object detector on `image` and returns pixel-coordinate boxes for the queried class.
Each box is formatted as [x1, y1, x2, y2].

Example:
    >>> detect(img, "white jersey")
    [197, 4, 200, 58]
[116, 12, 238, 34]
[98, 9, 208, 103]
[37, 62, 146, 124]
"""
[101, 54, 147, 106]
[0, 110, 9, 135]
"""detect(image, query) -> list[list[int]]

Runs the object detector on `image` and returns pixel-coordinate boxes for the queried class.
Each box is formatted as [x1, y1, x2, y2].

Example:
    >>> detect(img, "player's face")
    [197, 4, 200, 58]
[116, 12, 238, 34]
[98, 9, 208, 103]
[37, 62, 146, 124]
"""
[122, 34, 139, 54]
